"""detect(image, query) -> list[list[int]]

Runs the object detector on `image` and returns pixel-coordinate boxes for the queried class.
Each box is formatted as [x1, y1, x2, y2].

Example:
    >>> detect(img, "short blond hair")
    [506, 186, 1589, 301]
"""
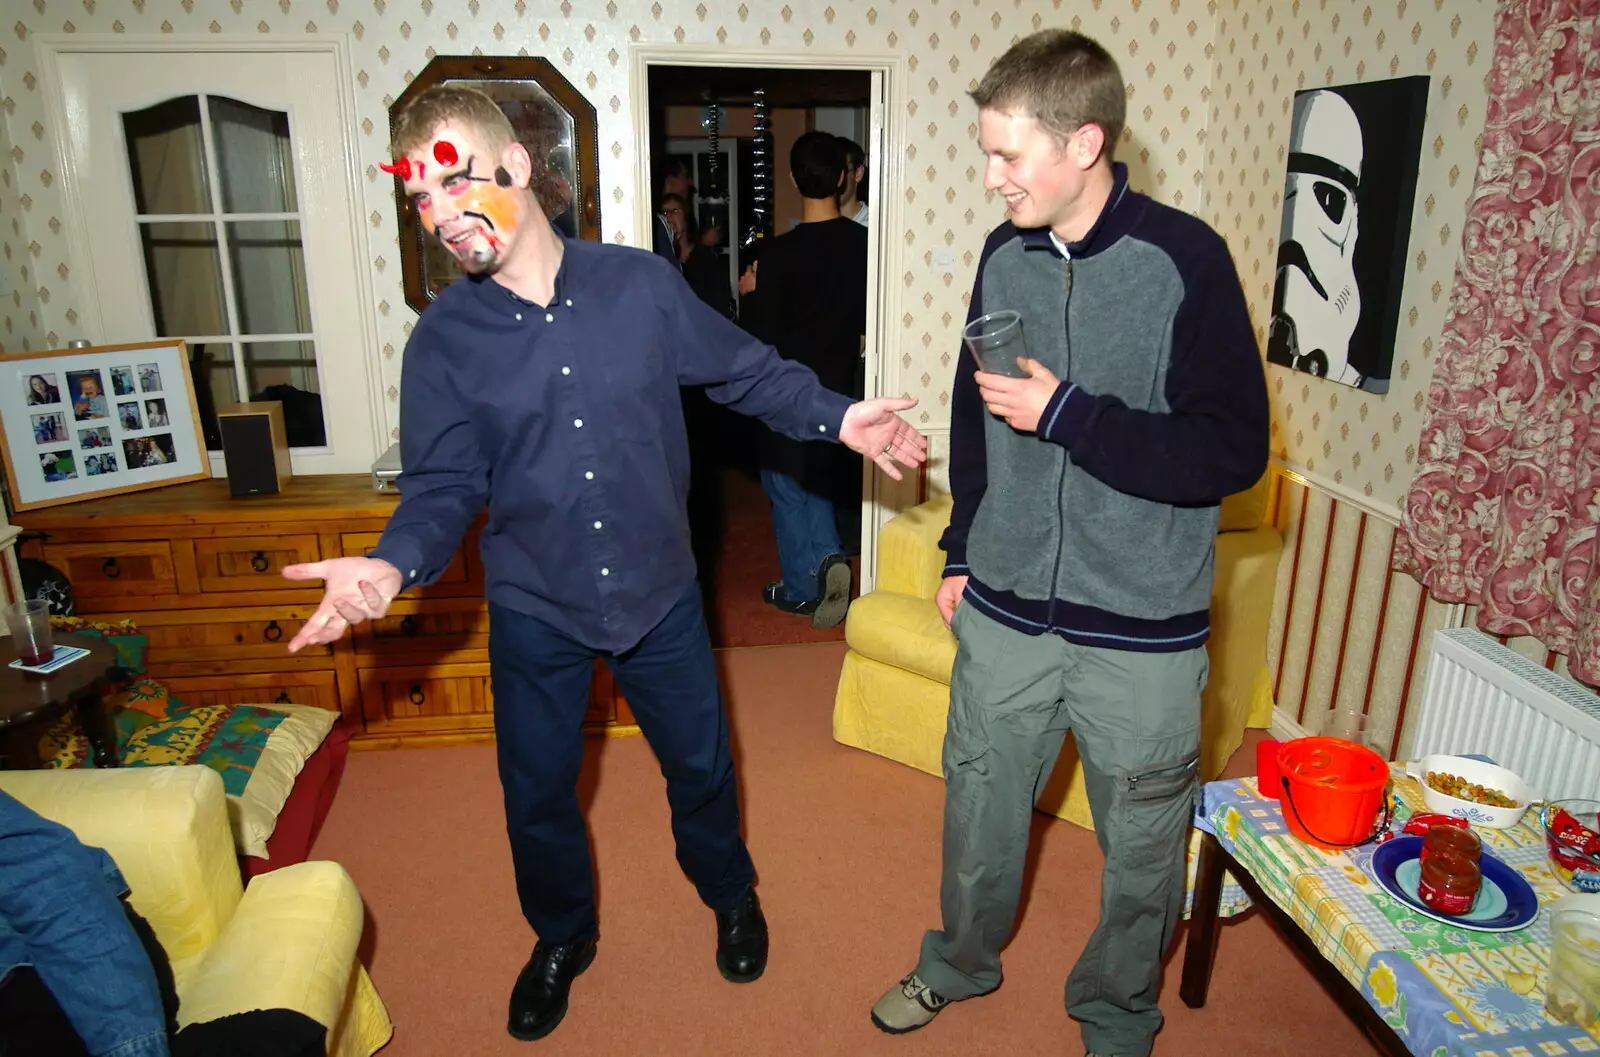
[970, 30, 1125, 160]
[390, 84, 516, 158]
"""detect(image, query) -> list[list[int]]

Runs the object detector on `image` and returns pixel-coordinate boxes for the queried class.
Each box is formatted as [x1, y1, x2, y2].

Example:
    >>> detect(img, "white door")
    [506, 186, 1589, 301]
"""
[50, 48, 379, 475]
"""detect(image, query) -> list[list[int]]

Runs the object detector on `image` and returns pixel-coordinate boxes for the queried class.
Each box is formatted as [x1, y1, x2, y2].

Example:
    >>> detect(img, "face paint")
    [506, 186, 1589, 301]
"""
[407, 134, 524, 274]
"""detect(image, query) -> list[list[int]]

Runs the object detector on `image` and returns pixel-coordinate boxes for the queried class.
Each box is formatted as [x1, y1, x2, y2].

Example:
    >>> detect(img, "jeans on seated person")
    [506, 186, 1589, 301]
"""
[0, 790, 172, 1057]
[759, 467, 842, 603]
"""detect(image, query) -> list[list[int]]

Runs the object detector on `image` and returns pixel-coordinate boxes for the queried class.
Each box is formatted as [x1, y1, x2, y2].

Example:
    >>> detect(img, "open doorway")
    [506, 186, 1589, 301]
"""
[641, 62, 882, 650]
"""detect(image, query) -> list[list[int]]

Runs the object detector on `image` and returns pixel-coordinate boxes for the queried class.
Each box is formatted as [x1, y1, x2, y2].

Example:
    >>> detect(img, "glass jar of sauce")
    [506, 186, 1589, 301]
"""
[1417, 851, 1481, 915]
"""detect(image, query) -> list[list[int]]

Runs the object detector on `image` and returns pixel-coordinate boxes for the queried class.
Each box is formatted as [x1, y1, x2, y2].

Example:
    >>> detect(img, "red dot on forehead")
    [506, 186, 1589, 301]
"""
[433, 140, 459, 166]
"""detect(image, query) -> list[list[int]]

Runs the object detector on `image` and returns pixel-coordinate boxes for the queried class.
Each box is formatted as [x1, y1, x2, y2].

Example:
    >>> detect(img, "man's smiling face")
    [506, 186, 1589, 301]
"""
[395, 122, 530, 274]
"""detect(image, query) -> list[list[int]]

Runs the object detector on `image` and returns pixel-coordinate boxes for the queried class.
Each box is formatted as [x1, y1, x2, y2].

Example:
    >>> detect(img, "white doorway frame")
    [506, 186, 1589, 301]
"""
[629, 46, 910, 594]
[32, 33, 387, 477]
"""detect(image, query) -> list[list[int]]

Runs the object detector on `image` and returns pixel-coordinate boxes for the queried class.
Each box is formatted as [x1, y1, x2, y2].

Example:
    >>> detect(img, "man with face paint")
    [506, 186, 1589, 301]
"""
[278, 84, 929, 1043]
[867, 33, 1266, 1057]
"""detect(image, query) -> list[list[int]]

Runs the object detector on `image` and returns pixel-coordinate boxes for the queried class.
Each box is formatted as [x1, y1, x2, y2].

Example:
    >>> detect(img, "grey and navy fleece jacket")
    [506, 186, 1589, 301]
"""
[940, 163, 1269, 653]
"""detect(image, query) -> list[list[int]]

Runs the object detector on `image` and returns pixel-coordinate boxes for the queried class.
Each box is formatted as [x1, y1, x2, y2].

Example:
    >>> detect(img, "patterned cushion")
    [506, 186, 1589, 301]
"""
[40, 686, 336, 858]
[48, 615, 147, 674]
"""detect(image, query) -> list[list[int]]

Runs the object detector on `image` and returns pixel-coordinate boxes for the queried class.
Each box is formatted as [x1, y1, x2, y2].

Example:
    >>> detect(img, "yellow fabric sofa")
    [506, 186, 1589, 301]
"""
[0, 765, 392, 1056]
[834, 477, 1282, 829]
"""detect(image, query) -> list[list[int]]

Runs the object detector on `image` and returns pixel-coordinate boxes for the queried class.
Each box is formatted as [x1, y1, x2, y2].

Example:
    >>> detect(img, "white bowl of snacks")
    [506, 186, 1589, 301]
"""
[1404, 754, 1538, 829]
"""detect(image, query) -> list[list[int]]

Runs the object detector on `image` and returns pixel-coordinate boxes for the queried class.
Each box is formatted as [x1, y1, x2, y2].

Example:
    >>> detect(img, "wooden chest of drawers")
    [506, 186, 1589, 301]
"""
[14, 476, 637, 749]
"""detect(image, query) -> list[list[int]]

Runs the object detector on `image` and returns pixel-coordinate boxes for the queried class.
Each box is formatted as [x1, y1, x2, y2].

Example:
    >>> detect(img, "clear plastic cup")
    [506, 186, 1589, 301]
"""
[5, 598, 54, 666]
[961, 310, 1030, 378]
[1545, 907, 1600, 1030]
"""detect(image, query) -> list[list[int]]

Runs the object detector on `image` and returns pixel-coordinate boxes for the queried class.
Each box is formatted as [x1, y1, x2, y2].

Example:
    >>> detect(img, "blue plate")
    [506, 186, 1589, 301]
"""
[1371, 836, 1539, 932]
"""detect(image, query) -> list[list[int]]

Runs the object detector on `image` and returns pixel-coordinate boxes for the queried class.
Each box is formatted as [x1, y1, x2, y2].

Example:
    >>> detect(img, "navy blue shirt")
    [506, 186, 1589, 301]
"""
[371, 236, 852, 653]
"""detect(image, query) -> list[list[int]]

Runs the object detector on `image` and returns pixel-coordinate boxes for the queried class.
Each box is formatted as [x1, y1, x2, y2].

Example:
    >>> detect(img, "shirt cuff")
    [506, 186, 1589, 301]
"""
[1039, 382, 1093, 447]
[809, 389, 853, 442]
[366, 540, 424, 591]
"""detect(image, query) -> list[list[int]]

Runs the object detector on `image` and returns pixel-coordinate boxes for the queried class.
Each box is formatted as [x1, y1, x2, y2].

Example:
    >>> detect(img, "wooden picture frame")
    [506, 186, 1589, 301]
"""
[390, 55, 602, 314]
[0, 340, 210, 512]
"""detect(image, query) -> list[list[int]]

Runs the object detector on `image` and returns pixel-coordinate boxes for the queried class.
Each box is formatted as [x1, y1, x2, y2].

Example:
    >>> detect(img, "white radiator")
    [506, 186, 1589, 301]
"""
[1407, 628, 1600, 803]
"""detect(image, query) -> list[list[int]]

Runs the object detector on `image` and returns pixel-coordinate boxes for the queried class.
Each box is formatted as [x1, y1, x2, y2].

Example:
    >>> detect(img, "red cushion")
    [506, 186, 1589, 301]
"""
[241, 719, 352, 878]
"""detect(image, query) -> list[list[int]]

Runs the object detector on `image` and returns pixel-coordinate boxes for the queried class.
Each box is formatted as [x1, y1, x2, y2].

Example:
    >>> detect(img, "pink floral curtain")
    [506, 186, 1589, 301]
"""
[1393, 0, 1600, 680]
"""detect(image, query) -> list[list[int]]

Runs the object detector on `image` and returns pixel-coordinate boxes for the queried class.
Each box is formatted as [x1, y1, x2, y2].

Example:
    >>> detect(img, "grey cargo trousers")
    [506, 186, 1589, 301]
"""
[915, 602, 1206, 1057]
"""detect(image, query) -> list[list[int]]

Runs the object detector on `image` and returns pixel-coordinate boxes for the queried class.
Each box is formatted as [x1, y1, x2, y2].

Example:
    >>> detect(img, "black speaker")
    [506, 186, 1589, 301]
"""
[217, 402, 291, 497]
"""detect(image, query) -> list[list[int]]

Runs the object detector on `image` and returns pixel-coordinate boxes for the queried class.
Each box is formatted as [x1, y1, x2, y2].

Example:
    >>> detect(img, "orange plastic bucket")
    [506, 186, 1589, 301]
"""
[1275, 737, 1390, 849]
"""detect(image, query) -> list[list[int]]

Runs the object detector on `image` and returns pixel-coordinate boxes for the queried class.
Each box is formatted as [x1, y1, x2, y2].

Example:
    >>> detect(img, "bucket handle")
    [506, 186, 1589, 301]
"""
[1279, 775, 1394, 849]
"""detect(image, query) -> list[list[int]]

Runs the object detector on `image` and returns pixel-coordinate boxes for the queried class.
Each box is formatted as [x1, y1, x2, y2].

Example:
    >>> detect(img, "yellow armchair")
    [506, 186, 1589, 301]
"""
[0, 765, 392, 1056]
[834, 478, 1283, 829]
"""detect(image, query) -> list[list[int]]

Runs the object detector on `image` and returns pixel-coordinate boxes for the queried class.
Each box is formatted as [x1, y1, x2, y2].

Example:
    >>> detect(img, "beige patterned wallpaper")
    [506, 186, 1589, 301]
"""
[0, 0, 1221, 446]
[1204, 0, 1498, 515]
[0, 0, 1501, 489]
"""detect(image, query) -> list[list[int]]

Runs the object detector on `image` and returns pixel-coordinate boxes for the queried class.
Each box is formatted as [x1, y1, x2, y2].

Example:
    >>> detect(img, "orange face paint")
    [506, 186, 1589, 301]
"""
[404, 132, 524, 271]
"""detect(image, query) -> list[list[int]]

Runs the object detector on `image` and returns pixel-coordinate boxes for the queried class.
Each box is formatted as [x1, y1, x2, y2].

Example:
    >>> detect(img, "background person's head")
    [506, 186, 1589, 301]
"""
[389, 85, 535, 274]
[659, 156, 694, 200]
[970, 30, 1125, 234]
[658, 192, 694, 246]
[836, 136, 867, 206]
[789, 131, 847, 201]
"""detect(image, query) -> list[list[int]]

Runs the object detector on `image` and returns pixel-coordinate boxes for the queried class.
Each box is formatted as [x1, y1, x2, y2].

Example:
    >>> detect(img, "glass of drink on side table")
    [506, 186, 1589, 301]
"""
[5, 599, 54, 666]
[1546, 905, 1600, 1033]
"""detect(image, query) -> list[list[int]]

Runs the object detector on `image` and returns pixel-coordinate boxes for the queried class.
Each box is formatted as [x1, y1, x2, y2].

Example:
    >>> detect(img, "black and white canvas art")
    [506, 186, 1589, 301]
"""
[1266, 76, 1429, 394]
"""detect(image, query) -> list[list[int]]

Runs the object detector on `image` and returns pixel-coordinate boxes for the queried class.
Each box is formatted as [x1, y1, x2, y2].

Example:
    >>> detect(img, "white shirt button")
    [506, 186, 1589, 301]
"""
[565, 299, 573, 307]
[818, 424, 828, 433]
[545, 313, 555, 322]
[515, 313, 523, 321]
[409, 569, 417, 577]
[600, 567, 610, 576]
[585, 471, 594, 480]
[593, 521, 602, 529]
[561, 366, 571, 375]
[574, 418, 583, 428]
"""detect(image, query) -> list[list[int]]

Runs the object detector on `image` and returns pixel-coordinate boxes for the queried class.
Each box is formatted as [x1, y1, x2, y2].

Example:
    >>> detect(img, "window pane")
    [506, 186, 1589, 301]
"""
[139, 222, 226, 336]
[123, 96, 211, 215]
[209, 97, 298, 214]
[226, 221, 311, 334]
[243, 340, 325, 447]
[190, 342, 240, 451]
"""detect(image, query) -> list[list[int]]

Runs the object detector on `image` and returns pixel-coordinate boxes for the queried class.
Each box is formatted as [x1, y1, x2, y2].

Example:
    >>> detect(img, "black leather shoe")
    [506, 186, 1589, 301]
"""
[508, 937, 597, 1041]
[715, 888, 769, 983]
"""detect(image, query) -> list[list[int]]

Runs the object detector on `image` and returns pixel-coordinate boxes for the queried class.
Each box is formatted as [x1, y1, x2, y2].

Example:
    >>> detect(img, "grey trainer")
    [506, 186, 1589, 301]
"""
[870, 971, 949, 1034]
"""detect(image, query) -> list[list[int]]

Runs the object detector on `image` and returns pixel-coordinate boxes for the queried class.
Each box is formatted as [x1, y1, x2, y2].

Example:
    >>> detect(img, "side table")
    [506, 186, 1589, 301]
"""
[0, 632, 121, 769]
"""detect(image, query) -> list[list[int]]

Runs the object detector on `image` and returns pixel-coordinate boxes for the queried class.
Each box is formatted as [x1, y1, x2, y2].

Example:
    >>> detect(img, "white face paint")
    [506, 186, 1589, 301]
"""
[1274, 89, 1365, 384]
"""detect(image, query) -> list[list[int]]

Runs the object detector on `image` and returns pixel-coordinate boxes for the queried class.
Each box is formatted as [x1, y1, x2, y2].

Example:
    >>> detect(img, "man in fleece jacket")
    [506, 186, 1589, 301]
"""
[870, 29, 1268, 1057]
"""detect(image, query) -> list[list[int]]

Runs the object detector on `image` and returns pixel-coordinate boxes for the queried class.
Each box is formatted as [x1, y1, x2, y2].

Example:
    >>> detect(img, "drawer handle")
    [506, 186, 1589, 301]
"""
[274, 690, 292, 704]
[399, 615, 420, 637]
[250, 551, 271, 573]
[408, 683, 426, 705]
[263, 620, 283, 643]
[102, 557, 121, 579]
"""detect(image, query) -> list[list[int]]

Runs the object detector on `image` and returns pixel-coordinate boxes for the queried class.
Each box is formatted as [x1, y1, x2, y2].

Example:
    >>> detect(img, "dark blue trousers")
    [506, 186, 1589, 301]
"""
[488, 584, 755, 945]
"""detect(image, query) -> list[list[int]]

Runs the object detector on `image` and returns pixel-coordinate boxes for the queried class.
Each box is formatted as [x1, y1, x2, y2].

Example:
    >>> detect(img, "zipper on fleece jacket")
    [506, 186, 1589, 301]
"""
[1044, 250, 1073, 632]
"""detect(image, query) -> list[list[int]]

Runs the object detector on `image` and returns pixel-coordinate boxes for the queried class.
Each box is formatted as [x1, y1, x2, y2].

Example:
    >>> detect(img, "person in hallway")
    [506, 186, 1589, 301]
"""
[836, 135, 870, 227]
[279, 84, 927, 1044]
[660, 191, 733, 319]
[868, 30, 1268, 1057]
[739, 131, 870, 627]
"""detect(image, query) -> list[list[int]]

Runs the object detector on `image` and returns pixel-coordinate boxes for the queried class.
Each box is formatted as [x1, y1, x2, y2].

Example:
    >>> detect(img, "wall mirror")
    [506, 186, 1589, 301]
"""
[390, 56, 601, 313]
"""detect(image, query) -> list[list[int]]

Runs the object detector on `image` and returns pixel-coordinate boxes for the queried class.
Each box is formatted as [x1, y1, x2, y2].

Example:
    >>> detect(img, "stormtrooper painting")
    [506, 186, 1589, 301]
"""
[1267, 77, 1430, 394]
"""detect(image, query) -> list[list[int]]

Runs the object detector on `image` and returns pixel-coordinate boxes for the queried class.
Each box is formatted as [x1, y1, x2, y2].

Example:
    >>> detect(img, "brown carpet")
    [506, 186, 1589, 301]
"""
[313, 643, 1378, 1056]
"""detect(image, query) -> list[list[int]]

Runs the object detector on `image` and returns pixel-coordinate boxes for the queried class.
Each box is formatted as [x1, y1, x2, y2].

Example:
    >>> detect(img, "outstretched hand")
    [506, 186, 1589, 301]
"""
[839, 397, 929, 481]
[280, 556, 404, 652]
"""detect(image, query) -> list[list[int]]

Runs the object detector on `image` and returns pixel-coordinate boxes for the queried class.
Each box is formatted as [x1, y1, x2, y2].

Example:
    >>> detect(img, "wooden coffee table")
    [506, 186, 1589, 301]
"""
[0, 632, 121, 769]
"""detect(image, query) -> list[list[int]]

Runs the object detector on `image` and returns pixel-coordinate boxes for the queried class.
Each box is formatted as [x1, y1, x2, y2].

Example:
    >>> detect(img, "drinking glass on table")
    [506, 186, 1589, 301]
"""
[1322, 706, 1387, 757]
[962, 310, 1031, 378]
[1546, 906, 1600, 1030]
[5, 598, 54, 666]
